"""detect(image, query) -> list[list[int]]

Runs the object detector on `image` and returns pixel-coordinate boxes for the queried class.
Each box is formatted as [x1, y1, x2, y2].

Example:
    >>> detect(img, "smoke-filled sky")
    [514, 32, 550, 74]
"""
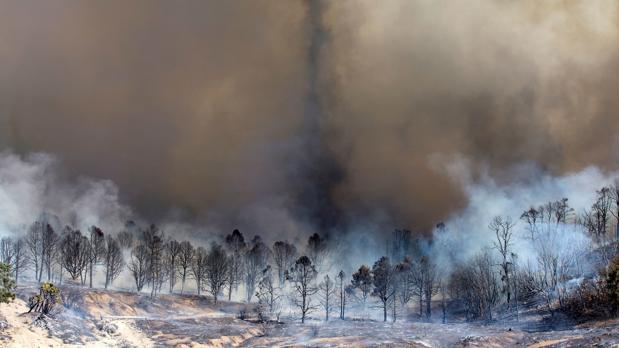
[1, 0, 619, 235]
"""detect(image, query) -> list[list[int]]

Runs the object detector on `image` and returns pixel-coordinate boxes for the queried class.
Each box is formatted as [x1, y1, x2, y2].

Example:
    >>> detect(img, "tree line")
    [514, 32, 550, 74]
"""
[0, 182, 618, 323]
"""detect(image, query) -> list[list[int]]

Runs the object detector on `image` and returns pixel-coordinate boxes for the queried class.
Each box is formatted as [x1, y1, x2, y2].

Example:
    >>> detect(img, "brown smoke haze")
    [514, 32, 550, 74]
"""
[1, 0, 619, 234]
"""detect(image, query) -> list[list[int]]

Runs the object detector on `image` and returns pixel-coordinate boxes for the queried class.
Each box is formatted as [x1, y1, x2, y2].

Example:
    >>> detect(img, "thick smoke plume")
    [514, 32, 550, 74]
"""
[1, 1, 619, 236]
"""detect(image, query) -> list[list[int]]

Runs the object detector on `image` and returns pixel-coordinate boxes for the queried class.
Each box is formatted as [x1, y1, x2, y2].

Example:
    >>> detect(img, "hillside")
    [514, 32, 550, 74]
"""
[0, 284, 619, 347]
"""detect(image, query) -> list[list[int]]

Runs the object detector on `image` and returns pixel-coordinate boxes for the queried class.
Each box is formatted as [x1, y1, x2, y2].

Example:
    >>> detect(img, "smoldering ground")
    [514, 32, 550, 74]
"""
[1, 1, 619, 242]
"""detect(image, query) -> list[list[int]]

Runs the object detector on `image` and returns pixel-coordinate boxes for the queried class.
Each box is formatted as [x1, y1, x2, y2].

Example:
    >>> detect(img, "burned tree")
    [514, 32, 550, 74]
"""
[337, 270, 346, 319]
[204, 243, 229, 303]
[59, 228, 90, 281]
[244, 236, 270, 302]
[28, 282, 61, 315]
[449, 250, 499, 321]
[256, 265, 280, 320]
[225, 229, 246, 300]
[191, 247, 207, 295]
[272, 240, 297, 286]
[490, 215, 515, 307]
[0, 238, 15, 266]
[128, 244, 149, 292]
[521, 207, 541, 240]
[371, 257, 395, 322]
[319, 274, 336, 321]
[351, 265, 372, 308]
[583, 188, 613, 242]
[103, 235, 124, 289]
[177, 241, 194, 294]
[307, 233, 328, 272]
[26, 220, 50, 282]
[287, 256, 318, 323]
[117, 229, 134, 250]
[394, 257, 415, 309]
[165, 239, 182, 293]
[87, 226, 105, 288]
[11, 238, 27, 283]
[422, 257, 438, 320]
[142, 224, 166, 297]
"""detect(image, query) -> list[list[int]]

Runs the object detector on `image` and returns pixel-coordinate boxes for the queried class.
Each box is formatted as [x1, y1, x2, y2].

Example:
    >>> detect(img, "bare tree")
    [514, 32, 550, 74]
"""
[191, 247, 207, 295]
[584, 188, 613, 242]
[225, 229, 246, 300]
[26, 220, 46, 282]
[394, 257, 415, 309]
[336, 270, 346, 319]
[421, 256, 438, 320]
[42, 222, 59, 282]
[165, 240, 182, 293]
[521, 207, 541, 240]
[60, 228, 90, 281]
[287, 256, 318, 323]
[490, 216, 516, 307]
[449, 250, 499, 321]
[307, 233, 328, 272]
[0, 236, 28, 284]
[371, 256, 395, 322]
[256, 265, 280, 320]
[142, 224, 166, 297]
[272, 240, 296, 286]
[351, 265, 373, 309]
[319, 274, 336, 321]
[117, 228, 134, 251]
[204, 243, 230, 303]
[87, 226, 105, 288]
[0, 238, 15, 265]
[128, 244, 149, 292]
[610, 180, 619, 241]
[244, 236, 270, 302]
[104, 235, 124, 289]
[177, 241, 194, 294]
[12, 238, 27, 283]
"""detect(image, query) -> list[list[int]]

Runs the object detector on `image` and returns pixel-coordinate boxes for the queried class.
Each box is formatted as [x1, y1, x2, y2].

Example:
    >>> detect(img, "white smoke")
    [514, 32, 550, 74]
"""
[432, 155, 617, 274]
[0, 151, 131, 237]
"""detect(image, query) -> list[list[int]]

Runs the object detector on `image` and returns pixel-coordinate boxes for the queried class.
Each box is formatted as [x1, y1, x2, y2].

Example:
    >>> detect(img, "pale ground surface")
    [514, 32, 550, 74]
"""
[0, 284, 618, 347]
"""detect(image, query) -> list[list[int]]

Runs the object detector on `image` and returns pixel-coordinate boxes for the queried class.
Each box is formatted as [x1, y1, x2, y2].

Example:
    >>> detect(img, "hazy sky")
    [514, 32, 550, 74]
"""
[1, 0, 619, 233]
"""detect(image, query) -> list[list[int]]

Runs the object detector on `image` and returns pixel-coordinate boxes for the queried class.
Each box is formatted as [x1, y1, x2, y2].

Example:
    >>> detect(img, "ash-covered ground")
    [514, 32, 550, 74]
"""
[0, 283, 618, 347]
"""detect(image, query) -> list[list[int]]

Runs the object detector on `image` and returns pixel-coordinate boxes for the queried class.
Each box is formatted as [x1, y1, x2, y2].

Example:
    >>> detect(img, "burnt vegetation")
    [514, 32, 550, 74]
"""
[2, 183, 619, 326]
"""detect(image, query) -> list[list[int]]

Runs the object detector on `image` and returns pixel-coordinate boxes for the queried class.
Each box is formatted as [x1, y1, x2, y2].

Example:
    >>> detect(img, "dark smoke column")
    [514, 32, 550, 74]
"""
[293, 0, 343, 232]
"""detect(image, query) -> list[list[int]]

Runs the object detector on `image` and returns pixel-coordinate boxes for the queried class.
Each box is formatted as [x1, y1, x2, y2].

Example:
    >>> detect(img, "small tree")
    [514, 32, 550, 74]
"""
[128, 244, 149, 292]
[256, 265, 280, 320]
[371, 257, 395, 322]
[177, 241, 194, 294]
[0, 263, 16, 304]
[87, 226, 105, 288]
[319, 274, 336, 321]
[191, 247, 207, 295]
[225, 229, 246, 300]
[244, 236, 270, 302]
[204, 243, 230, 303]
[490, 216, 515, 307]
[272, 241, 297, 286]
[60, 228, 90, 281]
[336, 270, 346, 319]
[287, 256, 318, 323]
[351, 265, 372, 309]
[165, 240, 182, 293]
[104, 235, 124, 289]
[307, 233, 328, 272]
[28, 282, 61, 315]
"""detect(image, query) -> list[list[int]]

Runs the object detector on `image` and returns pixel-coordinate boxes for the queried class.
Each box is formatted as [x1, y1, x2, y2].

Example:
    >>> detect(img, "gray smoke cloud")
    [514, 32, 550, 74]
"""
[1, 0, 619, 238]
